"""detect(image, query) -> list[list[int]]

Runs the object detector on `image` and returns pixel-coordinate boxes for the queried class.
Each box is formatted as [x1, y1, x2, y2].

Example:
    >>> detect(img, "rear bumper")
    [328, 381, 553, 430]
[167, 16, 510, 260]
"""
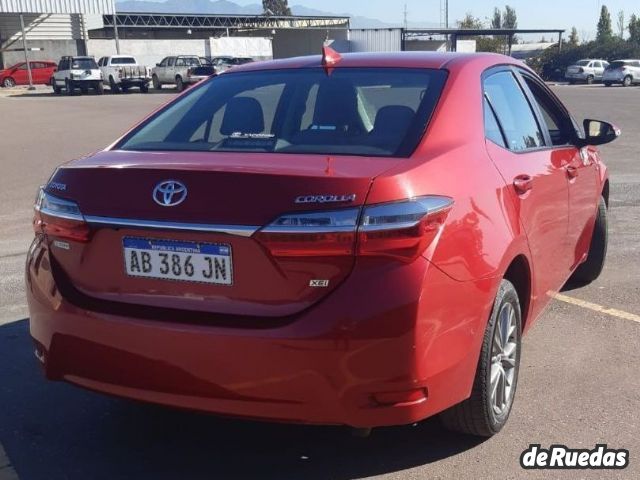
[26, 235, 494, 427]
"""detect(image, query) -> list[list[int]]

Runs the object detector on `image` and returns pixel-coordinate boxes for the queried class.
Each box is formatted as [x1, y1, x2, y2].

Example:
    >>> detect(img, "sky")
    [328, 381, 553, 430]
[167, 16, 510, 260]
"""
[130, 1, 640, 40]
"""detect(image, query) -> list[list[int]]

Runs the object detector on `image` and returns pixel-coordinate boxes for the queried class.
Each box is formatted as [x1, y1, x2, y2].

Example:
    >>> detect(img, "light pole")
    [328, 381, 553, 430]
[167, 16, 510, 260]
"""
[19, 13, 35, 90]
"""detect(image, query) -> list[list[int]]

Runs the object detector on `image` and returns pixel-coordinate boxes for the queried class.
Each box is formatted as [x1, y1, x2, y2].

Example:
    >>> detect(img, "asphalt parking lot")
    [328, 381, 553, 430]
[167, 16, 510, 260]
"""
[0, 84, 639, 480]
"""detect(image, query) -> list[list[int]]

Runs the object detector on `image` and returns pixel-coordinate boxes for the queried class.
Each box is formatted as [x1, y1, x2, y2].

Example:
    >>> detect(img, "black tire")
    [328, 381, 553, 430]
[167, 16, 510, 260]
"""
[568, 80, 575, 85]
[65, 79, 74, 95]
[109, 76, 120, 94]
[3, 77, 16, 88]
[440, 279, 522, 437]
[95, 82, 104, 95]
[51, 78, 61, 94]
[175, 76, 184, 92]
[152, 75, 161, 90]
[569, 196, 608, 284]
[604, 82, 612, 87]
[121, 85, 129, 94]
[140, 83, 149, 93]
[586, 75, 594, 85]
[622, 75, 632, 87]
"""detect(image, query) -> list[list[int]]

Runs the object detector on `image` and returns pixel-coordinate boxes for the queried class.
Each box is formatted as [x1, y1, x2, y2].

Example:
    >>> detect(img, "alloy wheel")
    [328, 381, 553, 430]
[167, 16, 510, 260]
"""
[490, 302, 518, 416]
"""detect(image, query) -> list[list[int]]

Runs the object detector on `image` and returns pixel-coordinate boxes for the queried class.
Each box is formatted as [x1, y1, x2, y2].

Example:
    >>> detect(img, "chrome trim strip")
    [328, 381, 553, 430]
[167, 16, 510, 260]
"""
[84, 215, 259, 237]
[359, 221, 420, 232]
[260, 225, 356, 234]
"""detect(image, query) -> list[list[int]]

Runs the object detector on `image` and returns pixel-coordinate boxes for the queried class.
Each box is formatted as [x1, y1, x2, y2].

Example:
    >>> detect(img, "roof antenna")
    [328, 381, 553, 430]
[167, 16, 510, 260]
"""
[321, 44, 342, 75]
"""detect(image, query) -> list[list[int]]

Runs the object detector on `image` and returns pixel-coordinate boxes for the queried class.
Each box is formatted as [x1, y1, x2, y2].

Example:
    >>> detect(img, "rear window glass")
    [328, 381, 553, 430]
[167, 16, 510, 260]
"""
[71, 58, 98, 69]
[575, 60, 590, 66]
[110, 57, 136, 65]
[608, 61, 630, 69]
[117, 68, 447, 157]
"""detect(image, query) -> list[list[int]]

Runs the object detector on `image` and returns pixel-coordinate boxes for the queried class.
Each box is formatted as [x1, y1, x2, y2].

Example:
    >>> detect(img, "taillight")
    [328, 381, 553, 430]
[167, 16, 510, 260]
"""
[33, 188, 89, 242]
[254, 208, 359, 256]
[255, 196, 453, 261]
[358, 196, 453, 260]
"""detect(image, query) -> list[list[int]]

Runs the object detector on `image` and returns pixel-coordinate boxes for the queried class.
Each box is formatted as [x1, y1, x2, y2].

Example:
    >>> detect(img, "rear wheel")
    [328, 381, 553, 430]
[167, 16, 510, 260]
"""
[586, 75, 594, 84]
[95, 82, 104, 95]
[51, 78, 61, 94]
[109, 76, 120, 93]
[2, 77, 15, 88]
[569, 196, 608, 285]
[175, 76, 184, 92]
[440, 279, 522, 437]
[152, 74, 161, 90]
[140, 83, 149, 93]
[604, 82, 612, 87]
[622, 75, 632, 87]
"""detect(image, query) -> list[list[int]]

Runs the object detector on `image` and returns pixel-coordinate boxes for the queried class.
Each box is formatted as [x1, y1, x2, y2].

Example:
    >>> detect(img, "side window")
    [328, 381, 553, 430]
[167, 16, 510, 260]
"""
[483, 71, 545, 151]
[158, 58, 167, 67]
[521, 75, 574, 146]
[483, 97, 506, 148]
[168, 57, 176, 67]
[175, 58, 184, 67]
[593, 61, 600, 68]
[58, 59, 68, 70]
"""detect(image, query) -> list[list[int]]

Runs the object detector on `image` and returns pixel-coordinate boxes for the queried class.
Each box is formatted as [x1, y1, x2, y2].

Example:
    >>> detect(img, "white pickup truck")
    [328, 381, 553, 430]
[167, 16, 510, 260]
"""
[97, 55, 151, 93]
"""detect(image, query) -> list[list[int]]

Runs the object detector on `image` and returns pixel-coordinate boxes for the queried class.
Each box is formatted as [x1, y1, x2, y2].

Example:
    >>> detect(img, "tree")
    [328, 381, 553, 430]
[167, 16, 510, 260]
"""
[262, 0, 292, 16]
[457, 12, 484, 29]
[617, 10, 625, 38]
[629, 14, 640, 44]
[503, 5, 517, 29]
[568, 26, 579, 46]
[596, 5, 613, 42]
[491, 8, 501, 29]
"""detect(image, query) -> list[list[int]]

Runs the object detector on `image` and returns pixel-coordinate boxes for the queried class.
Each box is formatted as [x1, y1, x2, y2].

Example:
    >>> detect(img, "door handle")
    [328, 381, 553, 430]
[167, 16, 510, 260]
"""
[513, 175, 533, 195]
[566, 165, 579, 179]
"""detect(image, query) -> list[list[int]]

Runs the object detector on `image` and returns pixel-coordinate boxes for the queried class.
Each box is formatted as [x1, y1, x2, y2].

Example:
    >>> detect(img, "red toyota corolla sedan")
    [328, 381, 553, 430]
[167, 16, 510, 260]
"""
[26, 50, 618, 436]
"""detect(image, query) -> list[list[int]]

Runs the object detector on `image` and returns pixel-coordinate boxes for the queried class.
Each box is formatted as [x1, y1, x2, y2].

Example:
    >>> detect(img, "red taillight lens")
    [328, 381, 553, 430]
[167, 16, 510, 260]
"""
[33, 189, 90, 242]
[358, 196, 454, 261]
[255, 196, 453, 260]
[255, 208, 359, 256]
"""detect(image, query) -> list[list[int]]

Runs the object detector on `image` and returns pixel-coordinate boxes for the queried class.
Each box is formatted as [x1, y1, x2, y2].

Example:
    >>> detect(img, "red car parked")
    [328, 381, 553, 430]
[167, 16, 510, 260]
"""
[0, 60, 57, 87]
[26, 50, 618, 436]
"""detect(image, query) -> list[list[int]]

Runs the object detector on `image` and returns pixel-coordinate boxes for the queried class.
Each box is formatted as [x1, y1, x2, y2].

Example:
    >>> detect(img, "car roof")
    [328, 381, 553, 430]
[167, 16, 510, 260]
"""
[228, 51, 522, 74]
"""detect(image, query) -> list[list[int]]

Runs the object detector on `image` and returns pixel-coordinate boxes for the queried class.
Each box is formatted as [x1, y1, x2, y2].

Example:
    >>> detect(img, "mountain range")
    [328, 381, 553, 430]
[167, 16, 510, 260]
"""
[115, 0, 439, 29]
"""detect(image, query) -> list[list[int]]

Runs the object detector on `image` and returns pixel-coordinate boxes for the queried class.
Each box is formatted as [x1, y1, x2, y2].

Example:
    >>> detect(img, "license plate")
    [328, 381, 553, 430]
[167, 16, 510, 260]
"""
[123, 237, 233, 285]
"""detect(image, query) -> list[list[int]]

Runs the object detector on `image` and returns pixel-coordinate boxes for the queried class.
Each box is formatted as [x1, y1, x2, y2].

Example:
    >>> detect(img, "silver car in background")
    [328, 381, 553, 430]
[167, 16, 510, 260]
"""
[603, 60, 640, 87]
[565, 59, 609, 84]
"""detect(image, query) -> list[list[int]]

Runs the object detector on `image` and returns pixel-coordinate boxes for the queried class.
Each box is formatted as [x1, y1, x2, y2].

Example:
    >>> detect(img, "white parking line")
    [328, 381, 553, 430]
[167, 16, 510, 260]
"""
[0, 443, 18, 480]
[554, 293, 640, 324]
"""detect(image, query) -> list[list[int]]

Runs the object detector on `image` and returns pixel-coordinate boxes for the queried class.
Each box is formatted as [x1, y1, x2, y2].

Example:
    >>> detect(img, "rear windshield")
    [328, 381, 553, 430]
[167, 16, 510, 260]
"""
[71, 58, 98, 69]
[111, 57, 136, 65]
[608, 61, 630, 69]
[117, 68, 447, 157]
[575, 60, 590, 66]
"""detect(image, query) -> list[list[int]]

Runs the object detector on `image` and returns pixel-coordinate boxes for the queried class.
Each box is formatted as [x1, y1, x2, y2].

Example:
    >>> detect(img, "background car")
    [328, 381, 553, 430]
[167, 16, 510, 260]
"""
[151, 55, 202, 92]
[0, 61, 57, 87]
[52, 56, 103, 95]
[602, 59, 640, 86]
[208, 56, 254, 72]
[98, 55, 151, 93]
[27, 51, 617, 438]
[565, 59, 609, 84]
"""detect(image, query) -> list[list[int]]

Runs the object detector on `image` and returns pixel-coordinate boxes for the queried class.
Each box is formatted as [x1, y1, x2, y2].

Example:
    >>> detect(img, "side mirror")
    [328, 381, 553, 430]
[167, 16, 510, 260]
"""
[581, 119, 620, 146]
[156, 63, 161, 67]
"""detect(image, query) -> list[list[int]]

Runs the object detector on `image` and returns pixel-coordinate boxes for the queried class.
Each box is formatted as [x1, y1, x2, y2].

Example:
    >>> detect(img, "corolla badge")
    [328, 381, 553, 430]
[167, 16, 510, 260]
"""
[295, 194, 356, 204]
[153, 180, 187, 206]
